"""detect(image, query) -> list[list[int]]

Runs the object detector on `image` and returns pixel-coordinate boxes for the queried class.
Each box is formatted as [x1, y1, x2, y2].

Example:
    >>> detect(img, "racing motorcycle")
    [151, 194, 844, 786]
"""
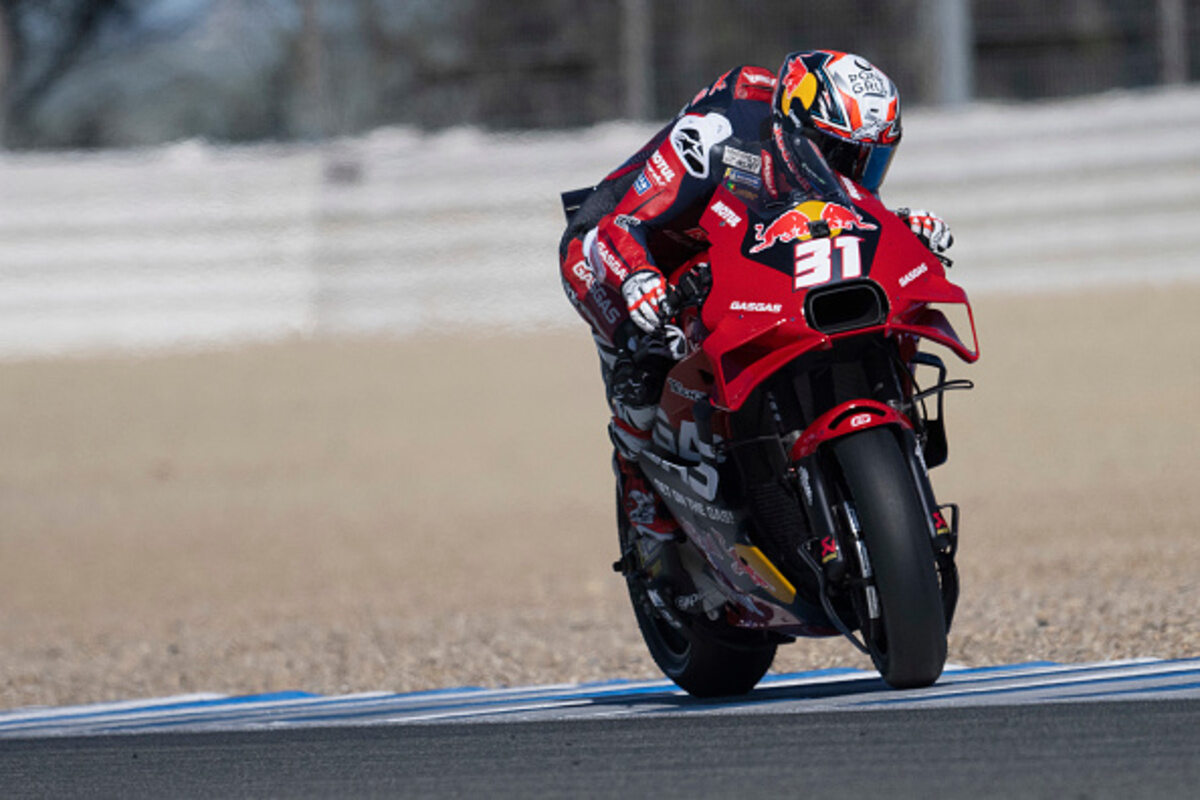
[601, 169, 978, 697]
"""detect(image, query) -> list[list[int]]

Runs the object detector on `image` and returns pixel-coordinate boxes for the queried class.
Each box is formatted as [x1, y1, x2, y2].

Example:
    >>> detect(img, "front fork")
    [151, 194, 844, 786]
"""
[789, 406, 960, 633]
[899, 423, 960, 627]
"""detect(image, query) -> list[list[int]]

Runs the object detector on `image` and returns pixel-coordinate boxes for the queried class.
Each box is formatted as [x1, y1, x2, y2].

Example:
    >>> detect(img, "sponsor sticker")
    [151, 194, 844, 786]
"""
[650, 151, 676, 184]
[749, 208, 811, 253]
[595, 240, 629, 282]
[734, 67, 777, 101]
[899, 263, 929, 288]
[634, 173, 651, 195]
[710, 200, 743, 228]
[723, 169, 761, 202]
[722, 146, 762, 174]
[761, 150, 777, 197]
[820, 536, 840, 564]
[724, 168, 761, 190]
[819, 202, 876, 234]
[749, 201, 876, 253]
[667, 377, 708, 402]
[614, 214, 640, 232]
[590, 285, 622, 325]
[730, 300, 782, 313]
[570, 259, 595, 290]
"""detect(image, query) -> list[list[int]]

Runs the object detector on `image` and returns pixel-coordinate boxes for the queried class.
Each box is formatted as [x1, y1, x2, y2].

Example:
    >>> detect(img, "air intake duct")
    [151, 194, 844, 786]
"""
[804, 279, 888, 335]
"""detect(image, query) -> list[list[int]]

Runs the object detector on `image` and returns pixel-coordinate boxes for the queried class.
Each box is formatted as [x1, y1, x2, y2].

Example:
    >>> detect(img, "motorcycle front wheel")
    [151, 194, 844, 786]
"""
[831, 427, 947, 688]
[617, 495, 776, 698]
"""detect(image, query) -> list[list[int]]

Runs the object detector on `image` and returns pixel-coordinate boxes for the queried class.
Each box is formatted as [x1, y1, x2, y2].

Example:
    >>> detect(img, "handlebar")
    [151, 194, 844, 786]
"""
[659, 262, 712, 322]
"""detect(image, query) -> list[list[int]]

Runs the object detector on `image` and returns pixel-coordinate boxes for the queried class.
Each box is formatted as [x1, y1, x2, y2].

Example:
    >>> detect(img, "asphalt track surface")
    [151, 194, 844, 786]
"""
[4, 661, 1200, 798]
[4, 699, 1198, 798]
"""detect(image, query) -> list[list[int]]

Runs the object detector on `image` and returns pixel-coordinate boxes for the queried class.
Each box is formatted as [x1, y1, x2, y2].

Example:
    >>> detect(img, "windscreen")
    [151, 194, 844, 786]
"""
[783, 133, 853, 207]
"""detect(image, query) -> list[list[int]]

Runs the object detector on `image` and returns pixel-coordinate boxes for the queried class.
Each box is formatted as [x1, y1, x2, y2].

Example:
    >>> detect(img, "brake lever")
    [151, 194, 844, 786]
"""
[662, 263, 712, 320]
[659, 287, 682, 321]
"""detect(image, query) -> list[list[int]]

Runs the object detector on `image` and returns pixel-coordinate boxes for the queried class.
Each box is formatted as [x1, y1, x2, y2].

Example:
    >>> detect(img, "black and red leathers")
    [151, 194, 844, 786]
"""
[559, 65, 789, 469]
[559, 65, 781, 347]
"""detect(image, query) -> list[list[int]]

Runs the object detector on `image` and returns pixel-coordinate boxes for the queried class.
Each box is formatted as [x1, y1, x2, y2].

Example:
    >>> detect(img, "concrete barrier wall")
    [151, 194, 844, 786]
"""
[1, 87, 1198, 358]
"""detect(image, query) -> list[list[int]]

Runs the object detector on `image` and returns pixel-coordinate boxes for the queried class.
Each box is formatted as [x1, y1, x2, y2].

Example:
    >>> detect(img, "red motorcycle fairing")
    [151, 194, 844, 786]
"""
[640, 413, 838, 636]
[638, 176, 978, 639]
[656, 354, 719, 433]
[692, 180, 978, 412]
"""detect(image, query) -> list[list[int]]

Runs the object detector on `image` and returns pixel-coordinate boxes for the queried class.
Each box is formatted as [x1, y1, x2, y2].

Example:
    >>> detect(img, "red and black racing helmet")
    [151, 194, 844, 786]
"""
[772, 50, 902, 193]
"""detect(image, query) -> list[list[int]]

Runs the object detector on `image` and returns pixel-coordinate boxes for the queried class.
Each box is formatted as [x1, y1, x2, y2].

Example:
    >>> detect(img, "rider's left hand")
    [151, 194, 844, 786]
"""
[895, 208, 954, 254]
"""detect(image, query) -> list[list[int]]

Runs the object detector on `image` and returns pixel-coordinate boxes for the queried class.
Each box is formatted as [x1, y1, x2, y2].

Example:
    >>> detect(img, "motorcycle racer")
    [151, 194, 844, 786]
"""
[558, 50, 953, 542]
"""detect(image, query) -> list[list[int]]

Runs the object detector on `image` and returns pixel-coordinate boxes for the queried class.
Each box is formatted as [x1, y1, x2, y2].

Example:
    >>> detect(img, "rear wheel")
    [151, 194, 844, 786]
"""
[830, 427, 947, 688]
[617, 495, 776, 697]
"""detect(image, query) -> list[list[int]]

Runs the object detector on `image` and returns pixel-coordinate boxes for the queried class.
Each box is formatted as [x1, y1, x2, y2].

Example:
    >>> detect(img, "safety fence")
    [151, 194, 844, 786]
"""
[1, 86, 1198, 357]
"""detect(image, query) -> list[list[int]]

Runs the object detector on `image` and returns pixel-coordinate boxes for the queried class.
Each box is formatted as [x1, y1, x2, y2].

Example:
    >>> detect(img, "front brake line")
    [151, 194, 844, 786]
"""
[795, 542, 870, 655]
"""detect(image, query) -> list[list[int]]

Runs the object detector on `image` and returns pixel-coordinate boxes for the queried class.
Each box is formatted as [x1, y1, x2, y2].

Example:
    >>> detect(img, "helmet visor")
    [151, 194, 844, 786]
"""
[817, 135, 897, 192]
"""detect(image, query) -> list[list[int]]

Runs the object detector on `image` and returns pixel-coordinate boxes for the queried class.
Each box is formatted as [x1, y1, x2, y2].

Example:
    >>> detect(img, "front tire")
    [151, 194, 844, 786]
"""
[831, 427, 947, 688]
[618, 494, 776, 697]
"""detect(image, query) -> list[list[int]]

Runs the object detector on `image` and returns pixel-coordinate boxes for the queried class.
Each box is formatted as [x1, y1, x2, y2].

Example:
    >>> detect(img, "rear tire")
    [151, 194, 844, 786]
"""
[625, 575, 777, 698]
[830, 428, 947, 688]
[618, 494, 776, 697]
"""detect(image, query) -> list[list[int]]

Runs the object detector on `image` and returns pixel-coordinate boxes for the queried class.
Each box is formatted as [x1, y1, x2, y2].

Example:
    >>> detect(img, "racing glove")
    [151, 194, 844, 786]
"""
[621, 269, 668, 333]
[895, 208, 954, 254]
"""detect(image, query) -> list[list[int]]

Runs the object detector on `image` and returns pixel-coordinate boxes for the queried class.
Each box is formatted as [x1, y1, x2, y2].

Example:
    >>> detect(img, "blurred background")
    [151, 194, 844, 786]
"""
[2, 0, 1197, 144]
[0, 0, 1197, 356]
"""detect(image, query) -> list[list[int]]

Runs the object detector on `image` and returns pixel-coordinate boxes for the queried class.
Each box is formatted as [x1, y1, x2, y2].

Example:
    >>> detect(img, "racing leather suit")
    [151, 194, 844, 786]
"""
[559, 65, 785, 461]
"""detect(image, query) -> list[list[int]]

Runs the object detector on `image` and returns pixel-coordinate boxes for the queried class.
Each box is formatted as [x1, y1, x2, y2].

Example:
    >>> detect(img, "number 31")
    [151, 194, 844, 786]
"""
[794, 236, 863, 290]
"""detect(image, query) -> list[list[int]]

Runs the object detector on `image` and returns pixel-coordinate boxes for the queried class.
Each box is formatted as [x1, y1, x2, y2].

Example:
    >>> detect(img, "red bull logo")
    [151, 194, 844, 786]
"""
[749, 209, 810, 253]
[778, 56, 815, 117]
[749, 202, 875, 254]
[820, 202, 875, 233]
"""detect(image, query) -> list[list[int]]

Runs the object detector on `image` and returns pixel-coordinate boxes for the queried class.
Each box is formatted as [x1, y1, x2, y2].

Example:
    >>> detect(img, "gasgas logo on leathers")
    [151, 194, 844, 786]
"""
[748, 201, 876, 254]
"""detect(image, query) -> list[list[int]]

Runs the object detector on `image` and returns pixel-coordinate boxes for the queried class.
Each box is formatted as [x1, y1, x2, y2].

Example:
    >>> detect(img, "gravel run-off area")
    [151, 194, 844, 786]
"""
[2, 283, 1198, 710]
